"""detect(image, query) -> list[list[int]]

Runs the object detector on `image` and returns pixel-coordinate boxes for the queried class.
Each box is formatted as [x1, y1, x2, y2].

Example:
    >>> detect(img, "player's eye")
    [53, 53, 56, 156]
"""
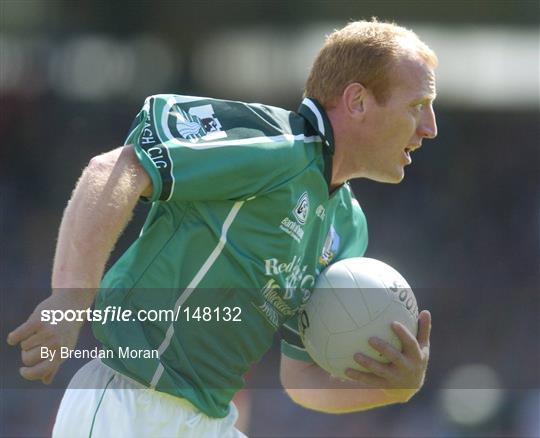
[413, 103, 425, 111]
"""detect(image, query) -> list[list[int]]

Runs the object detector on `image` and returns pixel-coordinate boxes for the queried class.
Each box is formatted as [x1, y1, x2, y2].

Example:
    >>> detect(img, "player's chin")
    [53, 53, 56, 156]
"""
[364, 163, 406, 184]
[392, 170, 406, 183]
[374, 168, 405, 184]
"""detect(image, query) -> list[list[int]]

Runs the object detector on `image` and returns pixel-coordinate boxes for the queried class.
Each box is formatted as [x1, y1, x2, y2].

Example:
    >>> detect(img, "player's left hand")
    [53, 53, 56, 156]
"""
[345, 309, 431, 403]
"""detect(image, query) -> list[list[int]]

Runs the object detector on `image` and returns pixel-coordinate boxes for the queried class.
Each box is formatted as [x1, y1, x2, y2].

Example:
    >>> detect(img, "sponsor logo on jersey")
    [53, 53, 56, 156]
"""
[168, 104, 226, 142]
[255, 279, 296, 328]
[279, 192, 310, 242]
[319, 225, 340, 266]
[293, 192, 309, 225]
[254, 301, 280, 328]
[279, 217, 304, 242]
[264, 255, 315, 301]
[255, 255, 315, 328]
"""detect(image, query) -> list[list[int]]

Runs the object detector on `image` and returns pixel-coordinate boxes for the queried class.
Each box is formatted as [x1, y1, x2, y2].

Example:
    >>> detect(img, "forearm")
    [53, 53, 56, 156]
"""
[282, 358, 401, 414]
[52, 146, 148, 301]
[6, 147, 149, 383]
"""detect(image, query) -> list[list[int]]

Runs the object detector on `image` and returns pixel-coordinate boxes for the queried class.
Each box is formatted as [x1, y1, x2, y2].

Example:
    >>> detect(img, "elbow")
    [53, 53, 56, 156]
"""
[282, 381, 401, 414]
[88, 146, 152, 199]
[283, 387, 334, 413]
[282, 387, 307, 408]
[280, 362, 355, 414]
[279, 355, 395, 414]
[281, 370, 333, 413]
[283, 387, 359, 414]
[87, 152, 114, 178]
[283, 387, 303, 406]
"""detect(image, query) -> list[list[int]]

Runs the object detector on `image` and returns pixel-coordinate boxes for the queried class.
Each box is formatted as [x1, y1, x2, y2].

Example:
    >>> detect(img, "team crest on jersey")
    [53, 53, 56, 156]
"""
[293, 192, 309, 225]
[319, 225, 340, 266]
[315, 204, 325, 221]
[168, 104, 226, 142]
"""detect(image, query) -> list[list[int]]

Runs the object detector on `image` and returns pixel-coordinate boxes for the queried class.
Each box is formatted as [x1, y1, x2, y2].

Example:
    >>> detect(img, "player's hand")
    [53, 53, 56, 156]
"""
[345, 309, 431, 403]
[6, 290, 90, 384]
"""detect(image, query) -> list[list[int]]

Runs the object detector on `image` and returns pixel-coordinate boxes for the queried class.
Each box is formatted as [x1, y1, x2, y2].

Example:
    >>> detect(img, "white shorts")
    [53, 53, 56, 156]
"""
[53, 359, 247, 438]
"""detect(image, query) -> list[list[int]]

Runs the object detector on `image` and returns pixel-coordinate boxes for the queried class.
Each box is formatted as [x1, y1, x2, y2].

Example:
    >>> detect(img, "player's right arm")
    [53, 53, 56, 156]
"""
[6, 145, 151, 384]
[281, 355, 398, 413]
[280, 310, 431, 413]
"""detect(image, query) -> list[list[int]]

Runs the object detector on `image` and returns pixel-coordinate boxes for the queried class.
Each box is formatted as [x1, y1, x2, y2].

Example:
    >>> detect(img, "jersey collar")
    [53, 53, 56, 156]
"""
[298, 97, 335, 154]
[298, 97, 335, 191]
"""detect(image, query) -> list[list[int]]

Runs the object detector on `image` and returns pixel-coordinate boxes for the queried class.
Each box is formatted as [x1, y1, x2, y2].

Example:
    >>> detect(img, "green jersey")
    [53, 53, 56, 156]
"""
[93, 94, 368, 418]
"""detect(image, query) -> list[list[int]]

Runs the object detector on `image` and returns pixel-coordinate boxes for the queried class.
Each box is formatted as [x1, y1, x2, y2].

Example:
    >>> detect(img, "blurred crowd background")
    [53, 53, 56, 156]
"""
[1, 1, 538, 437]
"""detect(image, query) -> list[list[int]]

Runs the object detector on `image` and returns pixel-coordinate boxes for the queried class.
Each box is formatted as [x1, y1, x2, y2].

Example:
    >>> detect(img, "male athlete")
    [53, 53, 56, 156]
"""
[8, 19, 437, 437]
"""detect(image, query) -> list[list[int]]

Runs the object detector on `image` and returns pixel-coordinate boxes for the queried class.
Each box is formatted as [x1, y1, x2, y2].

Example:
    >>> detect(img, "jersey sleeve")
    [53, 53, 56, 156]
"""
[125, 94, 303, 203]
[279, 314, 314, 363]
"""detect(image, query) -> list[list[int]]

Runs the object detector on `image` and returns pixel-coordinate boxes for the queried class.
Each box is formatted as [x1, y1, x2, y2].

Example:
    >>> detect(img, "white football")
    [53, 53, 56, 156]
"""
[299, 257, 419, 380]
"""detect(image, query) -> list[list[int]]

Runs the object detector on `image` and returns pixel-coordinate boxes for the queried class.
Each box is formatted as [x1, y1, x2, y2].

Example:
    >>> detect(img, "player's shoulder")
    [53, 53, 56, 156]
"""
[333, 183, 369, 256]
[337, 183, 365, 213]
[335, 183, 368, 229]
[141, 93, 295, 138]
[137, 93, 320, 170]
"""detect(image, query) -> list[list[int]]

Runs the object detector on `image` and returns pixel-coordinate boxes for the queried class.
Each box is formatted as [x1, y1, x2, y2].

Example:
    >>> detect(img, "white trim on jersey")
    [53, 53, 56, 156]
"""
[157, 94, 208, 104]
[283, 324, 301, 336]
[161, 127, 321, 150]
[150, 200, 246, 388]
[302, 98, 325, 137]
[167, 133, 321, 149]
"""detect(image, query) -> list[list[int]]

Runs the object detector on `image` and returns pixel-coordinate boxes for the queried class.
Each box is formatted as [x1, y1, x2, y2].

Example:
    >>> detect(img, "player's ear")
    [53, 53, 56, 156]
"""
[342, 83, 367, 119]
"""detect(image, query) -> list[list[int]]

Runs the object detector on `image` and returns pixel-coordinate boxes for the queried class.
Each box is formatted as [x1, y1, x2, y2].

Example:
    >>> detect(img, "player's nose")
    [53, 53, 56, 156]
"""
[418, 106, 437, 139]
